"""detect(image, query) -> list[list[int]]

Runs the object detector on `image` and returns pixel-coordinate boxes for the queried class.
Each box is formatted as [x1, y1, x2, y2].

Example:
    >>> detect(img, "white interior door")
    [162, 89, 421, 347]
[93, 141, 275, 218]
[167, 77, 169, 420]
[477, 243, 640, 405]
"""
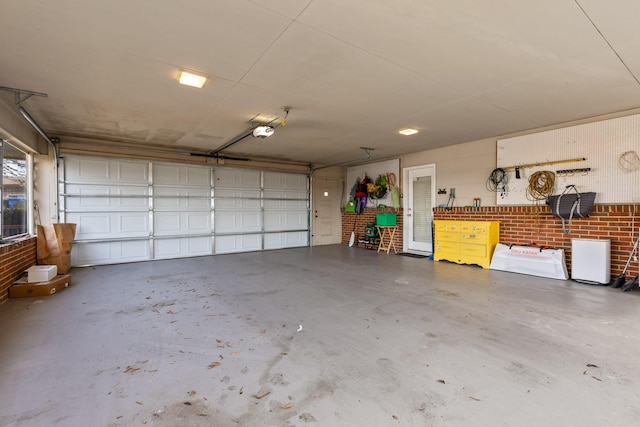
[404, 165, 436, 253]
[312, 177, 342, 245]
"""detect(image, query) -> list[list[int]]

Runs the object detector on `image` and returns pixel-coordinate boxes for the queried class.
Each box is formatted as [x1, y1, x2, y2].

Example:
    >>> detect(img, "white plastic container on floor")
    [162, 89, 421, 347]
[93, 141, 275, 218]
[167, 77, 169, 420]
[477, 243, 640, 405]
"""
[26, 265, 58, 282]
[571, 239, 610, 285]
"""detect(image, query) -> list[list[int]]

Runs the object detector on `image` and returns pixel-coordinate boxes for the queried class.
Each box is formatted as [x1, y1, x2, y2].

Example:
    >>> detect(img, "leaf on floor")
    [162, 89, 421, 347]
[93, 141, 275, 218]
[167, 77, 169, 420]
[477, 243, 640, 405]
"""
[591, 376, 602, 382]
[123, 366, 140, 374]
[254, 391, 271, 399]
[188, 391, 197, 396]
[136, 401, 144, 405]
[207, 362, 221, 369]
[283, 403, 294, 409]
[586, 363, 598, 368]
[437, 379, 446, 384]
[469, 397, 481, 401]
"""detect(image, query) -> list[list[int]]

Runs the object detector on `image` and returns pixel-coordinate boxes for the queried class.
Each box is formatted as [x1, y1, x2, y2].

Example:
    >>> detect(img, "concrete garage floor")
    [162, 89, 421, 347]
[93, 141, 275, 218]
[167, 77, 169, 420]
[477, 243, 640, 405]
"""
[1, 245, 640, 427]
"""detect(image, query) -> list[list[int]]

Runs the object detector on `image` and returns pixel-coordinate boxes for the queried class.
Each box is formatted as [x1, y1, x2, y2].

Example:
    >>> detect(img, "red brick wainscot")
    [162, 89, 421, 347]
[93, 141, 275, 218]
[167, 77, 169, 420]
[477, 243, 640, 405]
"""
[0, 236, 37, 304]
[433, 204, 639, 280]
[342, 208, 403, 251]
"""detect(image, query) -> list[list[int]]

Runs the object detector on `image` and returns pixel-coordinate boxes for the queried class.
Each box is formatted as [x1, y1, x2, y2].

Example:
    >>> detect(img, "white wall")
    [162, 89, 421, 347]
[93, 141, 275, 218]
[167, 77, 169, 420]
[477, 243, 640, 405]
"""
[403, 138, 497, 207]
[18, 105, 640, 239]
[346, 159, 399, 208]
[400, 108, 640, 207]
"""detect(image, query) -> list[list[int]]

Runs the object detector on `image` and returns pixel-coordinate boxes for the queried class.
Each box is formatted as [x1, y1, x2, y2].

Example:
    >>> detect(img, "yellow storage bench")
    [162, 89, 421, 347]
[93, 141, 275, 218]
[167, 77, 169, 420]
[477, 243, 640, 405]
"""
[434, 220, 500, 269]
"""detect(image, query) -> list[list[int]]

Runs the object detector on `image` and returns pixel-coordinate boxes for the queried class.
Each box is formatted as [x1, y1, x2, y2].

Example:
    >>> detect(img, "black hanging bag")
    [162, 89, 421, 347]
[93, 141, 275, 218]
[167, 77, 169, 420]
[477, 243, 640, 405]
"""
[547, 185, 596, 234]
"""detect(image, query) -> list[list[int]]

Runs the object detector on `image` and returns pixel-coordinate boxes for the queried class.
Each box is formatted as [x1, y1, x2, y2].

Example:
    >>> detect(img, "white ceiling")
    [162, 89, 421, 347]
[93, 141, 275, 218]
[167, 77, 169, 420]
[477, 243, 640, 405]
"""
[1, 0, 639, 165]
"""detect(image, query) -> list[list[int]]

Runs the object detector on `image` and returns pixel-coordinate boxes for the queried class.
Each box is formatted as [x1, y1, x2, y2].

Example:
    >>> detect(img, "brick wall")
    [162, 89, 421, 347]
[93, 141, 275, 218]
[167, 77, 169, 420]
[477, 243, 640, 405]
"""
[433, 204, 639, 278]
[0, 236, 37, 304]
[342, 208, 404, 251]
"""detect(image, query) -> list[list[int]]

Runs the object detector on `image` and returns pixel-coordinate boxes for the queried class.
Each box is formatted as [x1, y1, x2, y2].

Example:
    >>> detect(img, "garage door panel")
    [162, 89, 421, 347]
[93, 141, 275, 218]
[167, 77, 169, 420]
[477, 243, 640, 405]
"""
[155, 212, 211, 235]
[264, 232, 308, 249]
[66, 184, 149, 210]
[121, 214, 149, 233]
[215, 234, 262, 254]
[65, 157, 148, 184]
[63, 156, 309, 266]
[67, 212, 149, 239]
[264, 199, 307, 210]
[264, 189, 307, 199]
[71, 240, 150, 266]
[215, 168, 260, 188]
[215, 189, 261, 209]
[264, 211, 307, 231]
[215, 211, 261, 233]
[117, 161, 149, 182]
[155, 237, 212, 258]
[264, 172, 307, 190]
[66, 157, 111, 182]
[154, 188, 210, 210]
[154, 164, 210, 186]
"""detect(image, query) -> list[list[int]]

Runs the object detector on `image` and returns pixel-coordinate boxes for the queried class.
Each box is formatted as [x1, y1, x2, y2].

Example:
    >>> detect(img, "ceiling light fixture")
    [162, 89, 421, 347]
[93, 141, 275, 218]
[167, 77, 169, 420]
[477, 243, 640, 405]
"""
[399, 128, 419, 136]
[178, 71, 207, 88]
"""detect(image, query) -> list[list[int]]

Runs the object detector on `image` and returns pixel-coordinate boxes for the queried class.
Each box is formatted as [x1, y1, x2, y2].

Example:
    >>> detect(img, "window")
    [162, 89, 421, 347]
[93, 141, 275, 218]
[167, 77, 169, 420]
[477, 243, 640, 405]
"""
[1, 140, 29, 240]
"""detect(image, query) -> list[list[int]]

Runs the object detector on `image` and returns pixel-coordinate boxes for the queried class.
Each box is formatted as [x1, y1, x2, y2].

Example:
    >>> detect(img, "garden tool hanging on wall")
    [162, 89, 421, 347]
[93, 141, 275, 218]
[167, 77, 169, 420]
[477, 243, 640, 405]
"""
[387, 173, 400, 208]
[354, 174, 370, 213]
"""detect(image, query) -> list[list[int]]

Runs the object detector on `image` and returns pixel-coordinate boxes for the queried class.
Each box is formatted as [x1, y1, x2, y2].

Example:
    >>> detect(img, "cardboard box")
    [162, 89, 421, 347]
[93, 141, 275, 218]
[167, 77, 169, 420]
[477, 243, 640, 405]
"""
[9, 274, 72, 298]
[26, 265, 58, 282]
[37, 223, 77, 274]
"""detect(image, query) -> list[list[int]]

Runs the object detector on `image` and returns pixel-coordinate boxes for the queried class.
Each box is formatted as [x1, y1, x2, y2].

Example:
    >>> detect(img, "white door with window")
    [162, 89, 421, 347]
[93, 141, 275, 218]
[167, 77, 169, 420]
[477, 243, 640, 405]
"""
[312, 177, 342, 245]
[403, 165, 436, 253]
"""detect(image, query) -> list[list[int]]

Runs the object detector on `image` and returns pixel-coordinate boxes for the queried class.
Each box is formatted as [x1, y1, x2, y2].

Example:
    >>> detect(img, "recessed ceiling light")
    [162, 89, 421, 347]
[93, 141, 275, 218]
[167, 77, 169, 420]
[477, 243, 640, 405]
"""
[399, 128, 419, 136]
[178, 71, 207, 88]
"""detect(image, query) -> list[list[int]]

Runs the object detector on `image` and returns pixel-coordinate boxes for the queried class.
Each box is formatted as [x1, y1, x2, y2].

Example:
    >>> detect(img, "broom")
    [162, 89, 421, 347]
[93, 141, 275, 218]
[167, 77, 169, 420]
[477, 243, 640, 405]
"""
[622, 274, 639, 292]
[612, 237, 639, 288]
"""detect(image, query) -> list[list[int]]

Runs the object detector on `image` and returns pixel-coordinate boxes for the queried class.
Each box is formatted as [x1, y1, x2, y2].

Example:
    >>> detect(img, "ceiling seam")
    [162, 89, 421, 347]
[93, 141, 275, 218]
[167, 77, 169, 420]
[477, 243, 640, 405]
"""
[290, 19, 471, 100]
[230, 1, 315, 95]
[241, 1, 464, 99]
[573, 0, 640, 86]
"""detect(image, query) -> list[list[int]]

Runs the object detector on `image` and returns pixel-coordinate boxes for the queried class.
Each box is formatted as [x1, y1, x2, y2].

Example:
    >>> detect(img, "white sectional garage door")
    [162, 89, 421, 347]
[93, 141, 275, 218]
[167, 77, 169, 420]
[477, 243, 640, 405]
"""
[60, 156, 309, 266]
